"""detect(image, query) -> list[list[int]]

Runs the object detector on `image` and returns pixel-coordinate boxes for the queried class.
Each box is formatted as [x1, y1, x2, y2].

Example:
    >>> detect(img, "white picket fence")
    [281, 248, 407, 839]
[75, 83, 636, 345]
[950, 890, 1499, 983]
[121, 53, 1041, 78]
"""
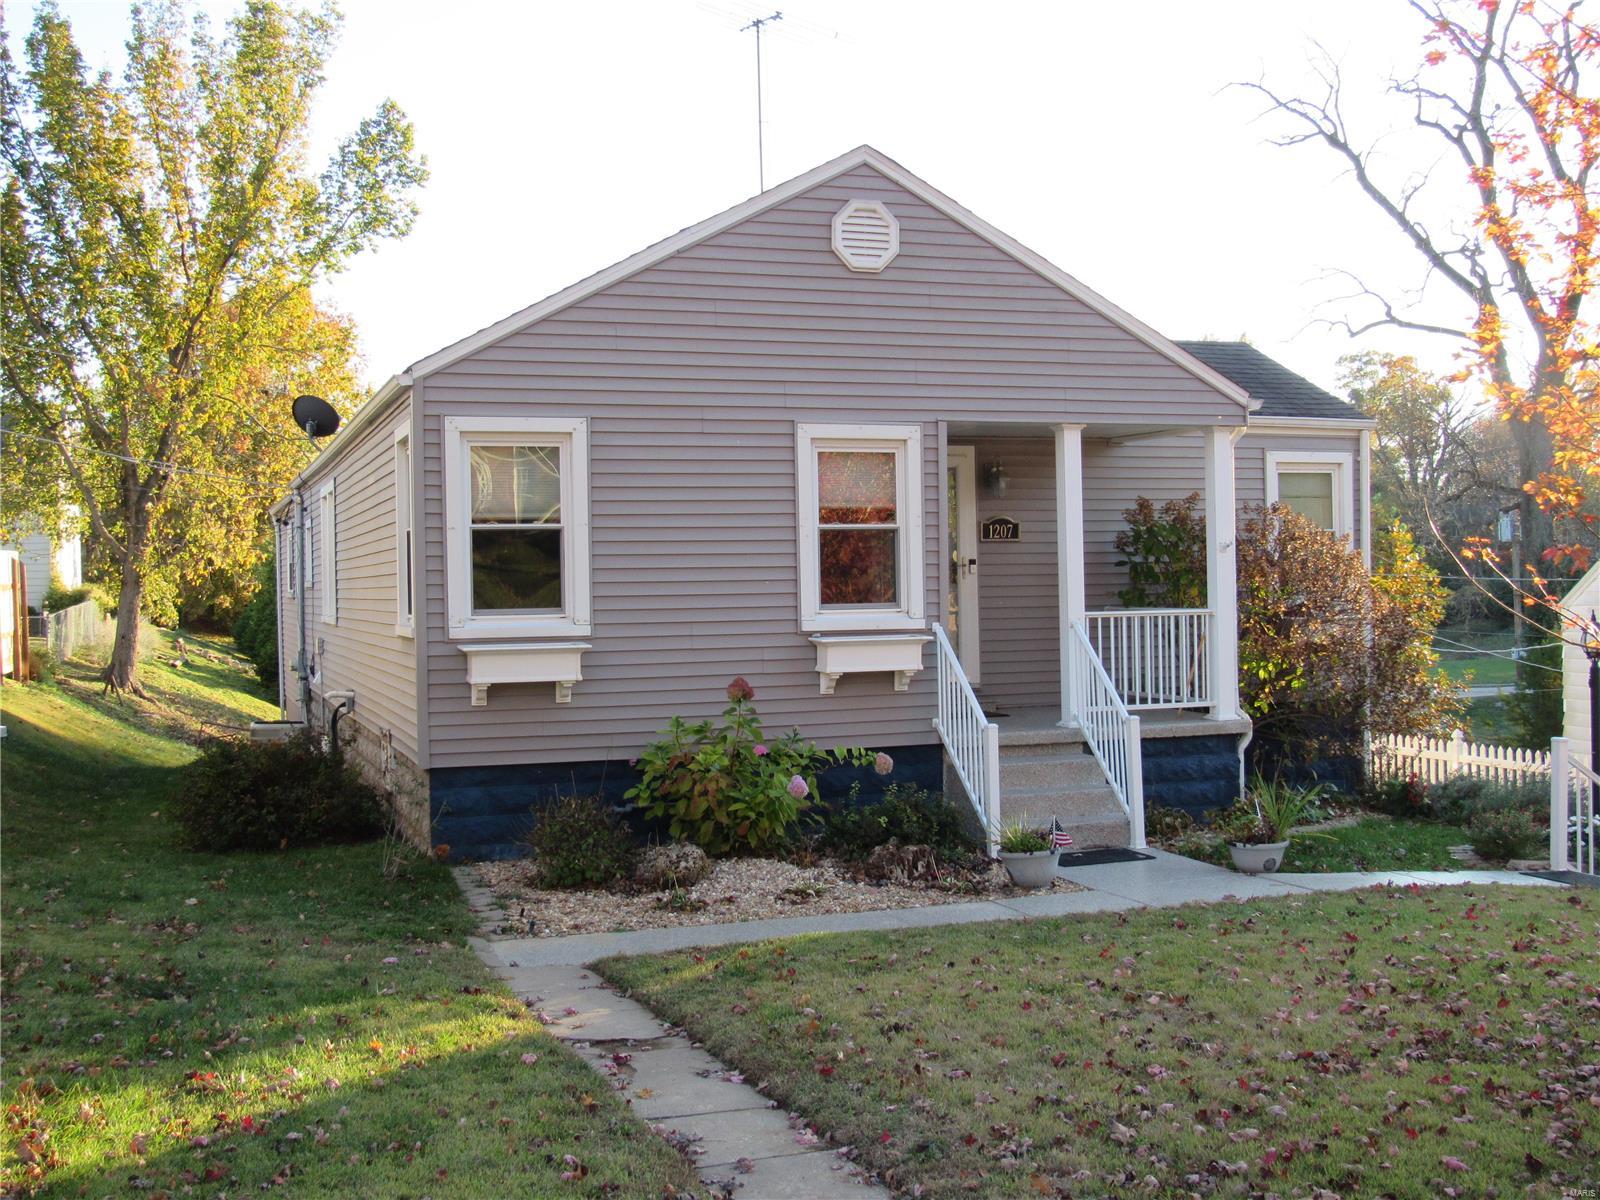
[1368, 729, 1550, 788]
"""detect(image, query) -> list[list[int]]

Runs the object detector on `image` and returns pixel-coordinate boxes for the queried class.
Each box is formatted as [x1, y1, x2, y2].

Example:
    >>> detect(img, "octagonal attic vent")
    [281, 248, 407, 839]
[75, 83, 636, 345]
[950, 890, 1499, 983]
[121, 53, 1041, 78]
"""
[831, 200, 900, 272]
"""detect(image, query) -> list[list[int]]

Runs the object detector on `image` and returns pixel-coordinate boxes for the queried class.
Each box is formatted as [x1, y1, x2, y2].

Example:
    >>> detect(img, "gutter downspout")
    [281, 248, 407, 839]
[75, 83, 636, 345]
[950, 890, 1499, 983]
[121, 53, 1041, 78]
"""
[295, 489, 310, 721]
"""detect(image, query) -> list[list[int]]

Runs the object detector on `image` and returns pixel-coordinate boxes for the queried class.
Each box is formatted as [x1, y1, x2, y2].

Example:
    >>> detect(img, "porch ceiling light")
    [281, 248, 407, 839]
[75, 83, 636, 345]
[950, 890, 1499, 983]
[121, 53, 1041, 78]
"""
[983, 462, 1009, 498]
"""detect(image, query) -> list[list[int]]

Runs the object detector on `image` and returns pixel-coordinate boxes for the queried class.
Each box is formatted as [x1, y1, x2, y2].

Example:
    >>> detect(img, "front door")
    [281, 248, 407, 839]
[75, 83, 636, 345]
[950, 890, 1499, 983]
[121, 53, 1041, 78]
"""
[947, 446, 981, 684]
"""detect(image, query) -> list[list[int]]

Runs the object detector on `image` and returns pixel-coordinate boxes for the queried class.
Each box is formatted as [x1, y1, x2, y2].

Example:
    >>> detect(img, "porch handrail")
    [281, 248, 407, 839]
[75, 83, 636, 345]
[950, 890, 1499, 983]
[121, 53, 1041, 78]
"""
[1067, 621, 1147, 849]
[931, 623, 1000, 855]
[1084, 608, 1211, 711]
[1550, 737, 1598, 875]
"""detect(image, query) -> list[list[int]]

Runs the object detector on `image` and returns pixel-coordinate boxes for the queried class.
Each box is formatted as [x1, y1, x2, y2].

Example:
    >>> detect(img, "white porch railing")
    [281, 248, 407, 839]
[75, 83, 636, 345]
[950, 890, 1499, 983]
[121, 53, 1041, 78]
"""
[1067, 622, 1147, 849]
[1084, 609, 1211, 710]
[1550, 738, 1599, 876]
[931, 623, 1000, 856]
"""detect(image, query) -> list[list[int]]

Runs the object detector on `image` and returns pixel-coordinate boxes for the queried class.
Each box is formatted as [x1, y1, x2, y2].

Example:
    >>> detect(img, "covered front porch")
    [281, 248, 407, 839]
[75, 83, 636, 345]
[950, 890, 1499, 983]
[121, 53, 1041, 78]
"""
[931, 421, 1249, 852]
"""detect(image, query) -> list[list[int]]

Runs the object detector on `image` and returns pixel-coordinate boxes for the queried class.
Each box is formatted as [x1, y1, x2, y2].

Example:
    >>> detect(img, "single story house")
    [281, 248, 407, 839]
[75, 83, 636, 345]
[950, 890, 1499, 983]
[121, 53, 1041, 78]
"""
[269, 145, 1372, 860]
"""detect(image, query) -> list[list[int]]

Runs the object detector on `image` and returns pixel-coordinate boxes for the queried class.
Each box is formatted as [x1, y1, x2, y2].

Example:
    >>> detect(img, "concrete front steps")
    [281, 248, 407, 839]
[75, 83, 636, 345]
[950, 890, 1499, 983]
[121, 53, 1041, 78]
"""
[995, 725, 1129, 849]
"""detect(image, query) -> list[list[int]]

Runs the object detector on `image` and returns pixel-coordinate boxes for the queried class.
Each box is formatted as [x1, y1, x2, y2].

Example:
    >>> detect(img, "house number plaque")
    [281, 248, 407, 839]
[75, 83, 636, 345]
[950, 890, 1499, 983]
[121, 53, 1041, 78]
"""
[980, 516, 1020, 542]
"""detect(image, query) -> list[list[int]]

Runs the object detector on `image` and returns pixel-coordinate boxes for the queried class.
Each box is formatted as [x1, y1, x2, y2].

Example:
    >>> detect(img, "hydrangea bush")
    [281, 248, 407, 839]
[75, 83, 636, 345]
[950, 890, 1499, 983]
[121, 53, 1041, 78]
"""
[626, 676, 890, 855]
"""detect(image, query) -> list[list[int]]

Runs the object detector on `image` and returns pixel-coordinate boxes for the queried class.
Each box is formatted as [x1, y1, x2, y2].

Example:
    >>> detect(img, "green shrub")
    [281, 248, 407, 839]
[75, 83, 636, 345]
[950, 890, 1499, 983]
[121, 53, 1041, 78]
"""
[626, 676, 887, 855]
[1144, 801, 1194, 841]
[1427, 775, 1545, 825]
[173, 733, 382, 852]
[1467, 807, 1545, 862]
[525, 794, 633, 889]
[1505, 637, 1564, 749]
[816, 783, 980, 863]
[42, 577, 107, 614]
[1366, 774, 1430, 818]
[1114, 492, 1207, 608]
[232, 549, 278, 688]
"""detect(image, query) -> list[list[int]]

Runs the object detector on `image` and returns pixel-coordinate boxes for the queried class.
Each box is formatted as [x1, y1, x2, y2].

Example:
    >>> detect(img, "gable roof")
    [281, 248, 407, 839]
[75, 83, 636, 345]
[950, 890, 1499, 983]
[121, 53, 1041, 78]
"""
[1174, 341, 1365, 422]
[405, 145, 1254, 411]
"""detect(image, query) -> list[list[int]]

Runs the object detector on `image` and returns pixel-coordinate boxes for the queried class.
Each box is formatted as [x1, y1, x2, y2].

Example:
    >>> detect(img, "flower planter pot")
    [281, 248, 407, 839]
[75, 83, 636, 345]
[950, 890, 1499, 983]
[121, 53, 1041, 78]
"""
[999, 849, 1057, 888]
[1228, 841, 1289, 874]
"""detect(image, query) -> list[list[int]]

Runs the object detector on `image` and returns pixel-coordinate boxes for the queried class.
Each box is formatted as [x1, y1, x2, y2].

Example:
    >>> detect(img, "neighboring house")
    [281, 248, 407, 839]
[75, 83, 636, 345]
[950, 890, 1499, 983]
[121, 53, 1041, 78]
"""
[0, 522, 82, 612]
[270, 145, 1372, 860]
[1561, 561, 1599, 774]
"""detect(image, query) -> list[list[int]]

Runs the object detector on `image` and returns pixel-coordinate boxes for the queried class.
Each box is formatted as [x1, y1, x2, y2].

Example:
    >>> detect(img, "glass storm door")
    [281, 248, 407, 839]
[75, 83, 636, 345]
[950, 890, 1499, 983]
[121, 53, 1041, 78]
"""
[947, 446, 981, 683]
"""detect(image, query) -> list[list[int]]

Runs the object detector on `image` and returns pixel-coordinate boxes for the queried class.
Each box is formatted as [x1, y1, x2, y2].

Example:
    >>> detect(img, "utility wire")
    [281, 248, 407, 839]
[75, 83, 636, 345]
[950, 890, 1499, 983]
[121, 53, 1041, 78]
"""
[1432, 634, 1567, 673]
[2, 429, 285, 493]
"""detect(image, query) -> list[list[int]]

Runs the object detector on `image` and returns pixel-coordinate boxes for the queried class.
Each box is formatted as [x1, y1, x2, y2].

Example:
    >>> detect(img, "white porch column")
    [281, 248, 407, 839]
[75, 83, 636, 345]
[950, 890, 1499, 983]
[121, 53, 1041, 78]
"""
[1055, 424, 1086, 727]
[1204, 426, 1243, 721]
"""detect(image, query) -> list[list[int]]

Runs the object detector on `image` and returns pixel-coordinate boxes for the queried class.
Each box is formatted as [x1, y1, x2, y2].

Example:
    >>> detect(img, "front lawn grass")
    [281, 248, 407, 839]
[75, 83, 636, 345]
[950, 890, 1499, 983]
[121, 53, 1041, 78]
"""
[1174, 816, 1469, 874]
[1, 643, 698, 1198]
[600, 887, 1598, 1199]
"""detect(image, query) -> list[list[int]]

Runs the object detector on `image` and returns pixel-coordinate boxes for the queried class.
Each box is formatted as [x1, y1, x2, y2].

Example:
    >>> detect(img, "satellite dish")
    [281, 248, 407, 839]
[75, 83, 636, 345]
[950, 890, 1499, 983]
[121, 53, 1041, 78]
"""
[292, 394, 341, 439]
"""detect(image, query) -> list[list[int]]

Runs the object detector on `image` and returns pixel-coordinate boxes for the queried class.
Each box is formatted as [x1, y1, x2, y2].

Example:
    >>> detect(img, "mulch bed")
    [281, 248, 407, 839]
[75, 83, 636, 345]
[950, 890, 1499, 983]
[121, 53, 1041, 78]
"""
[476, 855, 1082, 938]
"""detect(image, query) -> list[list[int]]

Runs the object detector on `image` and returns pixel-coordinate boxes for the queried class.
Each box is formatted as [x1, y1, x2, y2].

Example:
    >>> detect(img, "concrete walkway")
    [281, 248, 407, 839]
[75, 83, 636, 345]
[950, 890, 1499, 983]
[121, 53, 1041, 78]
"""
[466, 849, 1559, 967]
[460, 851, 1560, 1198]
[472, 939, 891, 1198]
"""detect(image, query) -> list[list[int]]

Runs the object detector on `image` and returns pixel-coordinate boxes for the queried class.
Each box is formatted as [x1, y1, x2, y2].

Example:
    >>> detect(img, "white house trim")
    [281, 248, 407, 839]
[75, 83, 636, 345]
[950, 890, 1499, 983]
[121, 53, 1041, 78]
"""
[1265, 449, 1355, 541]
[1205, 428, 1244, 721]
[795, 422, 926, 635]
[317, 483, 336, 625]
[442, 415, 592, 640]
[1054, 424, 1087, 726]
[402, 146, 1254, 412]
[1248, 415, 1375, 433]
[393, 424, 414, 637]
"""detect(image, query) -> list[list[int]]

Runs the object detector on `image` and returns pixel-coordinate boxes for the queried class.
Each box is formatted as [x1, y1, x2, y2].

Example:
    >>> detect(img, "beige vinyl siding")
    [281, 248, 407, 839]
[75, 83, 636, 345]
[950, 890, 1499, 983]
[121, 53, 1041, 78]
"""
[416, 164, 1246, 767]
[1562, 566, 1597, 771]
[289, 400, 418, 758]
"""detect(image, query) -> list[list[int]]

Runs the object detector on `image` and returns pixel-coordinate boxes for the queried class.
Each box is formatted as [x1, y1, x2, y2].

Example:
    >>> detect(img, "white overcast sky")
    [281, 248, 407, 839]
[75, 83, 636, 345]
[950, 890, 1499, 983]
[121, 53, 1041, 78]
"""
[13, 0, 1485, 398]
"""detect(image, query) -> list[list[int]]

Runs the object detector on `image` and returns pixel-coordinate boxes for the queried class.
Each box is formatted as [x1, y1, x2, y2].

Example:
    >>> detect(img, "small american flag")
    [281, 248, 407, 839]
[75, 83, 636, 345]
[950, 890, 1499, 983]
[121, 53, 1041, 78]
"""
[1050, 820, 1074, 850]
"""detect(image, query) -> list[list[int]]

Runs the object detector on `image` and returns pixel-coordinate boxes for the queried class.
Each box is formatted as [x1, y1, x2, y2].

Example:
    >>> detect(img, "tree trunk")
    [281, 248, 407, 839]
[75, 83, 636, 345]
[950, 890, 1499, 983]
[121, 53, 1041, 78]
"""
[104, 556, 146, 696]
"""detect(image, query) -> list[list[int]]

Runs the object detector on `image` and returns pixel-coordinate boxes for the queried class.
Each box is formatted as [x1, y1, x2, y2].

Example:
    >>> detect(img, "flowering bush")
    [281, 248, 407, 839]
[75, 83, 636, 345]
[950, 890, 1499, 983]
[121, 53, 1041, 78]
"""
[625, 677, 889, 855]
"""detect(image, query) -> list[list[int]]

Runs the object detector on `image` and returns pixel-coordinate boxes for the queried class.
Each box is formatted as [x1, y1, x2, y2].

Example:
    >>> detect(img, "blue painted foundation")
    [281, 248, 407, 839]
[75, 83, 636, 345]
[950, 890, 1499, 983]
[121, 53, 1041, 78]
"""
[429, 743, 944, 862]
[1140, 733, 1241, 818]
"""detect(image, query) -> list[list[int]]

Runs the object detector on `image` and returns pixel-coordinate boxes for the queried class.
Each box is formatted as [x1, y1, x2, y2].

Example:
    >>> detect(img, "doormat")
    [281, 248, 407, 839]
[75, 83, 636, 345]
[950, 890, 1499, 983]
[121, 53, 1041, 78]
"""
[982, 709, 1010, 719]
[1057, 848, 1156, 867]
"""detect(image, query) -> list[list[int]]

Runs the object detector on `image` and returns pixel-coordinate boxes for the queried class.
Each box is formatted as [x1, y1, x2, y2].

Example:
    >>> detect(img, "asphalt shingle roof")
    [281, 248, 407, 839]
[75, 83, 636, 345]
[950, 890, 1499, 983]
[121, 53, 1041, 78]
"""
[1174, 340, 1365, 421]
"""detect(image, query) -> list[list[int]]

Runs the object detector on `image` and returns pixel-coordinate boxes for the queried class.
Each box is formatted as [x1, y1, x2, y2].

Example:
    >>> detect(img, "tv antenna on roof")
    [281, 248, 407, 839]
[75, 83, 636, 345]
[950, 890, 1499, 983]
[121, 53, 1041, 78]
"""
[740, 11, 782, 191]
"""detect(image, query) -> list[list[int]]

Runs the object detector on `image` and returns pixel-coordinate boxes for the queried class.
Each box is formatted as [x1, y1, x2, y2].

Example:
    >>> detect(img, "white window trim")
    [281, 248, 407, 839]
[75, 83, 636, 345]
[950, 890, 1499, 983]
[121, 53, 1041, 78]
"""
[394, 426, 414, 637]
[283, 508, 297, 598]
[443, 414, 592, 640]
[318, 483, 337, 625]
[1265, 450, 1354, 541]
[796, 422, 926, 634]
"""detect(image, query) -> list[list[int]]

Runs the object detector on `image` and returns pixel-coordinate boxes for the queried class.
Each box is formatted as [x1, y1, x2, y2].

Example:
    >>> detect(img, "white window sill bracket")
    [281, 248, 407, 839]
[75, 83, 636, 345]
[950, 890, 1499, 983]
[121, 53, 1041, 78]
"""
[809, 633, 931, 695]
[460, 641, 590, 707]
